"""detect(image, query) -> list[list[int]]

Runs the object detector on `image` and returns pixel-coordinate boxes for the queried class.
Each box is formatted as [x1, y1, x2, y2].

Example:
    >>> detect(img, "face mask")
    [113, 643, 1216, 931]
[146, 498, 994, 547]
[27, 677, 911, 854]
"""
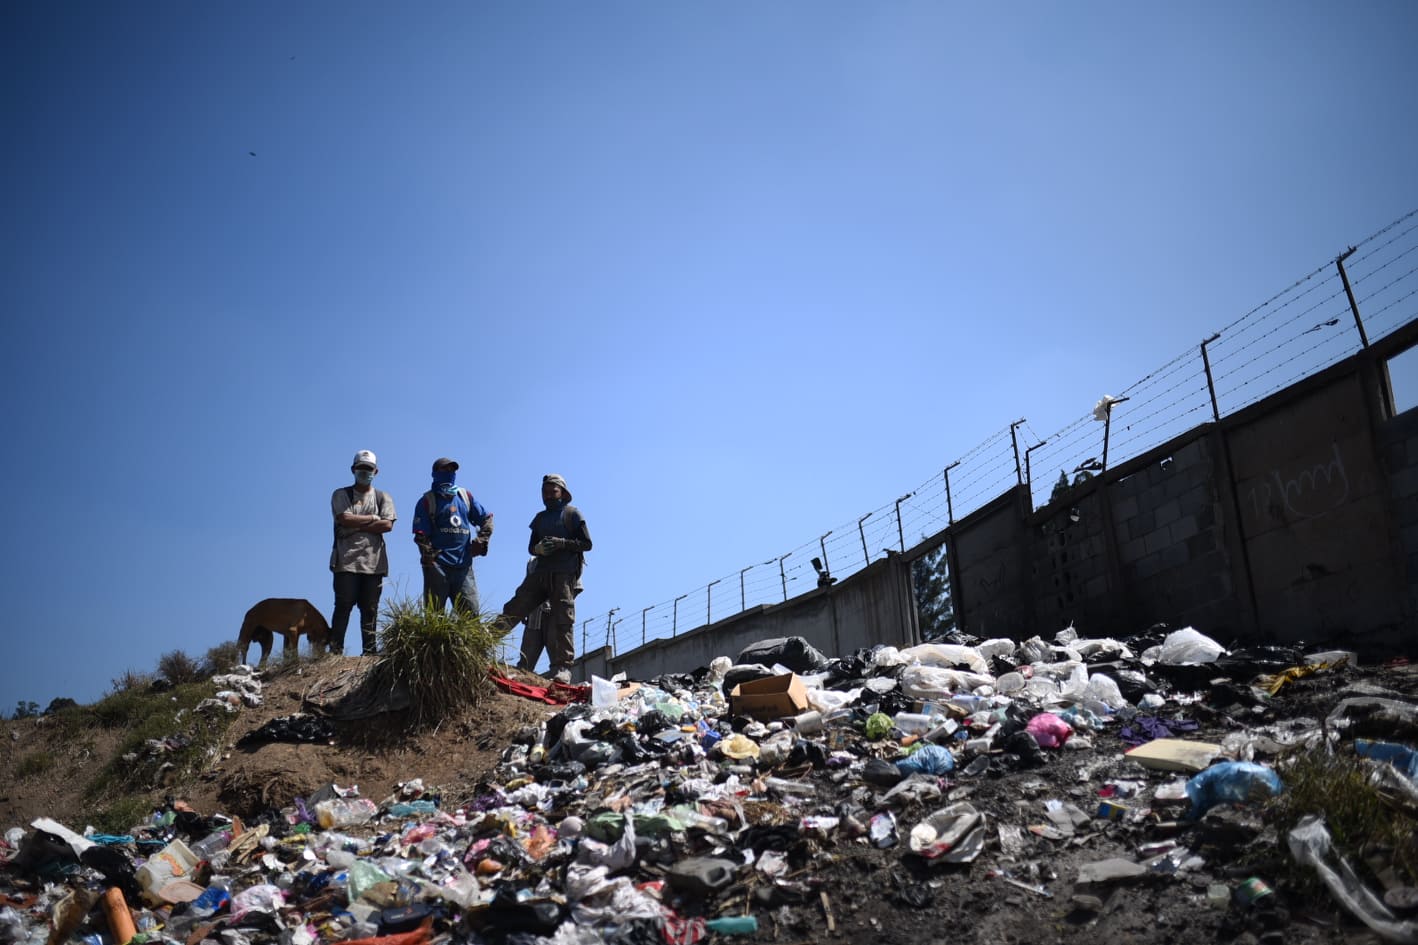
[354, 469, 376, 486]
[433, 469, 457, 495]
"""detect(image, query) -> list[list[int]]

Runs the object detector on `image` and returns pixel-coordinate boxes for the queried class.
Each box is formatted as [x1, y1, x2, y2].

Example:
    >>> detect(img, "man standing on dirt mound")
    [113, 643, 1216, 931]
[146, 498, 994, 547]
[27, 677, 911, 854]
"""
[413, 457, 494, 615]
[497, 474, 592, 684]
[330, 450, 396, 655]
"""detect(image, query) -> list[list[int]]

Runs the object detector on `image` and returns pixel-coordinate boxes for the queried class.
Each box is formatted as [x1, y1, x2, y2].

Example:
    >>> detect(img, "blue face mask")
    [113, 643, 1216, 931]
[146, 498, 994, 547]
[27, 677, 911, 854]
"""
[433, 469, 457, 495]
[354, 469, 376, 486]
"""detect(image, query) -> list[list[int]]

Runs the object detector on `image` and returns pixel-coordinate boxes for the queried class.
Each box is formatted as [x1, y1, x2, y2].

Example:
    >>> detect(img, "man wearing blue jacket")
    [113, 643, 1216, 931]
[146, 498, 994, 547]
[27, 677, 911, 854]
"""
[498, 473, 591, 683]
[412, 457, 494, 614]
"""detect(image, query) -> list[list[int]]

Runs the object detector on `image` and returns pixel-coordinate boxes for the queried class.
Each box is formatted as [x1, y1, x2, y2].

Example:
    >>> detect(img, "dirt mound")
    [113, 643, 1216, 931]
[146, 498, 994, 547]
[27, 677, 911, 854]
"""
[0, 656, 560, 829]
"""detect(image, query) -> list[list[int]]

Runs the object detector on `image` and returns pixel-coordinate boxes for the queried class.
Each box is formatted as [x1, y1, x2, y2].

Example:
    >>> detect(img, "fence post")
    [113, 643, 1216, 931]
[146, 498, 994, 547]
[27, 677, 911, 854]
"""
[581, 618, 590, 655]
[777, 553, 791, 600]
[943, 462, 959, 524]
[1200, 333, 1222, 422]
[1023, 440, 1046, 509]
[819, 530, 833, 576]
[1335, 247, 1370, 348]
[1009, 418, 1026, 486]
[894, 494, 912, 551]
[605, 608, 619, 653]
[672, 594, 686, 635]
[1100, 398, 1129, 473]
[707, 580, 720, 623]
[641, 605, 654, 646]
[857, 513, 872, 565]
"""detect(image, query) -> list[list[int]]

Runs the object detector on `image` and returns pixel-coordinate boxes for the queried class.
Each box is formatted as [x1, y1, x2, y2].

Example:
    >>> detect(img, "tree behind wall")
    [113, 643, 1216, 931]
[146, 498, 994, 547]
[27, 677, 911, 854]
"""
[911, 544, 955, 641]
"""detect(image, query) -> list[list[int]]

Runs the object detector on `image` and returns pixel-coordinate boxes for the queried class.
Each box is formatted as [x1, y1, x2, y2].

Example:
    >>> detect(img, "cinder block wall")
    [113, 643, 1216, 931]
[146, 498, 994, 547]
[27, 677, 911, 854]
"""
[947, 330, 1418, 652]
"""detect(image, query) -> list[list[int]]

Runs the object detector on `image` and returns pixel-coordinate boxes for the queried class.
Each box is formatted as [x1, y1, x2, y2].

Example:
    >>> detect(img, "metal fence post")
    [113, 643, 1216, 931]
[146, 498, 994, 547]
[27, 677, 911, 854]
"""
[1009, 418, 1026, 485]
[1200, 333, 1222, 422]
[857, 513, 872, 565]
[707, 580, 720, 623]
[672, 594, 687, 635]
[943, 462, 959, 525]
[641, 605, 654, 645]
[777, 553, 791, 600]
[1336, 247, 1370, 348]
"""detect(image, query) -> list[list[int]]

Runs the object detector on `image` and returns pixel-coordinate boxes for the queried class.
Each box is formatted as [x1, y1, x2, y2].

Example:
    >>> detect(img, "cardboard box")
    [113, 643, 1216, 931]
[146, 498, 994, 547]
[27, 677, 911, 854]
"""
[1124, 738, 1221, 773]
[729, 673, 809, 721]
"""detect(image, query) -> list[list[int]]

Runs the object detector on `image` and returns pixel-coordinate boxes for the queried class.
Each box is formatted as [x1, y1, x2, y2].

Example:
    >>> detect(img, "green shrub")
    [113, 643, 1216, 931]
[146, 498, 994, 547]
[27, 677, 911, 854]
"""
[15, 751, 55, 778]
[1271, 745, 1418, 887]
[87, 796, 156, 836]
[371, 598, 509, 727]
[202, 640, 241, 677]
[110, 669, 156, 694]
[84, 680, 229, 799]
[157, 650, 203, 686]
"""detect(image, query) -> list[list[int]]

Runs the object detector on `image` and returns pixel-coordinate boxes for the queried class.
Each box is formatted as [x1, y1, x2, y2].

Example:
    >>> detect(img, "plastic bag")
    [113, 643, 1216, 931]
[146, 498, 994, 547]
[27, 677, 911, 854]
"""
[736, 637, 828, 673]
[865, 713, 895, 740]
[1355, 740, 1418, 783]
[1084, 673, 1128, 709]
[1289, 815, 1418, 943]
[898, 643, 989, 674]
[908, 802, 987, 863]
[896, 744, 956, 776]
[1185, 761, 1283, 819]
[1025, 713, 1073, 749]
[899, 665, 991, 701]
[590, 676, 618, 707]
[1148, 627, 1226, 665]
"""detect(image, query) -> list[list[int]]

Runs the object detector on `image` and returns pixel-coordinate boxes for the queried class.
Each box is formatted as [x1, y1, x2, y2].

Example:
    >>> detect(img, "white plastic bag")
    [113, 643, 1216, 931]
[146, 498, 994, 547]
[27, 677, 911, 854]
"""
[1149, 627, 1226, 665]
[1084, 673, 1128, 709]
[1289, 815, 1418, 943]
[899, 665, 992, 701]
[899, 643, 988, 674]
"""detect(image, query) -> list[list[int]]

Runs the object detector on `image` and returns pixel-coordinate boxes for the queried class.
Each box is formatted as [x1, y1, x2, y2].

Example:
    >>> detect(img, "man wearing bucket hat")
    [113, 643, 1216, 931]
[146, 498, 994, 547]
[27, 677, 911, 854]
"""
[498, 474, 592, 684]
[330, 450, 396, 655]
[412, 457, 494, 615]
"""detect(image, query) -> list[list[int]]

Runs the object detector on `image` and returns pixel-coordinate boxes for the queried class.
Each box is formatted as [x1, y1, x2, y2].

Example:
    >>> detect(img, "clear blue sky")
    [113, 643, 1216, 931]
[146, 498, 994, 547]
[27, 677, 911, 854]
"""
[3, 2, 1416, 709]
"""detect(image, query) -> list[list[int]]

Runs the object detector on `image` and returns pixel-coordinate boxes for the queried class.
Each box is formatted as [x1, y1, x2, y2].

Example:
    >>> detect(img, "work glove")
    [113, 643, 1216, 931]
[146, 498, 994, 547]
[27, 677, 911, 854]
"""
[536, 536, 570, 556]
[417, 541, 439, 568]
[471, 537, 490, 557]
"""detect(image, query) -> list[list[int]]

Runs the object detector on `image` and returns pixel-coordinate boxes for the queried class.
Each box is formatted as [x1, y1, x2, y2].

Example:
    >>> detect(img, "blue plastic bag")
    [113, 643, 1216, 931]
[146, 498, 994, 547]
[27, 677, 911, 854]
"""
[895, 744, 956, 776]
[1185, 761, 1283, 819]
[1354, 739, 1418, 782]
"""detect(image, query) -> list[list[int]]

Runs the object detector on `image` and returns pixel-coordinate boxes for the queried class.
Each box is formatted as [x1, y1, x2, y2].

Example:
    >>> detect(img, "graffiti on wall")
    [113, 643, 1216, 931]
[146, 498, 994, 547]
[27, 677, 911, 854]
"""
[1243, 442, 1351, 524]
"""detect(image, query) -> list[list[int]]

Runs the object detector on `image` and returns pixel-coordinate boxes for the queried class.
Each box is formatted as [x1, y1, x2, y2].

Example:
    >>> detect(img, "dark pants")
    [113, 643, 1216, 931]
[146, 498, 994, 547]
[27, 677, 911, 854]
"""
[517, 604, 553, 671]
[332, 572, 383, 655]
[501, 570, 578, 669]
[422, 563, 480, 615]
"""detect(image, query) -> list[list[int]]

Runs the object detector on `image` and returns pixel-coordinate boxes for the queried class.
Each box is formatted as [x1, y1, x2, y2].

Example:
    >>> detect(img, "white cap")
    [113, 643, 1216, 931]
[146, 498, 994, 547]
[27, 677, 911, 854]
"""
[351, 450, 378, 468]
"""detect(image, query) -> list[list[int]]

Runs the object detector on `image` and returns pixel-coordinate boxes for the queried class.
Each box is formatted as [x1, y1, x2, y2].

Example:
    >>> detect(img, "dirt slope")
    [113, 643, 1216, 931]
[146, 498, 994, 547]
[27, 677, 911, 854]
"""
[0, 656, 557, 829]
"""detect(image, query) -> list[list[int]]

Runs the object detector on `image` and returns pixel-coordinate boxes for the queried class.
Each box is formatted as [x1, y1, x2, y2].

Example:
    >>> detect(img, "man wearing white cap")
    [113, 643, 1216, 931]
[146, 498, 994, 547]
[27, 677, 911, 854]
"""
[330, 450, 396, 655]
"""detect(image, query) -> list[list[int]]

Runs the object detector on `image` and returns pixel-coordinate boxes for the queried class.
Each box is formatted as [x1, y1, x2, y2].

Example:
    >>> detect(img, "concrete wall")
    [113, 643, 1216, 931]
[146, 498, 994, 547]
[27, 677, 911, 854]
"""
[575, 321, 1418, 681]
[578, 551, 920, 681]
[944, 323, 1418, 653]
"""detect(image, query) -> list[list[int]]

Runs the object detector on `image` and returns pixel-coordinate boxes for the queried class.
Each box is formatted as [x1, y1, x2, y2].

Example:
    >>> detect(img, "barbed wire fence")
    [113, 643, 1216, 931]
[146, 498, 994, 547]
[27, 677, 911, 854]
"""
[580, 209, 1418, 658]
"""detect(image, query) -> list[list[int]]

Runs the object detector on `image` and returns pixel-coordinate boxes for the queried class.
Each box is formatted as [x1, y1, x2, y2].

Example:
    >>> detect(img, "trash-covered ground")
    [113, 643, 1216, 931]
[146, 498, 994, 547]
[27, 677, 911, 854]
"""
[5, 627, 1418, 945]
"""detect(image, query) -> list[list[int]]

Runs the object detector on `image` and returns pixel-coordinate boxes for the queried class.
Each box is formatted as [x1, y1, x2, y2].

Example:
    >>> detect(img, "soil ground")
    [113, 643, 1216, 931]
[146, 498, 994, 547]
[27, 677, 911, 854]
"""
[2, 654, 1412, 945]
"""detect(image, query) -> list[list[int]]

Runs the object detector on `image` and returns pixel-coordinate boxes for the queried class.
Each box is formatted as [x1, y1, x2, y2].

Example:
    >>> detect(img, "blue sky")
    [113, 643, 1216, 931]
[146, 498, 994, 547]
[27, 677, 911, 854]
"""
[3, 2, 1416, 709]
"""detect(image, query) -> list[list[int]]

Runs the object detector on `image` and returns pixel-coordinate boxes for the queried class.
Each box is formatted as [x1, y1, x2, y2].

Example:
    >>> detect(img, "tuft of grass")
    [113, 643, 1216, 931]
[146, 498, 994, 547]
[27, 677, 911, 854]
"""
[110, 668, 155, 694]
[1270, 745, 1418, 887]
[87, 796, 157, 837]
[157, 649, 203, 686]
[84, 679, 231, 800]
[371, 597, 510, 728]
[202, 640, 242, 676]
[15, 750, 56, 778]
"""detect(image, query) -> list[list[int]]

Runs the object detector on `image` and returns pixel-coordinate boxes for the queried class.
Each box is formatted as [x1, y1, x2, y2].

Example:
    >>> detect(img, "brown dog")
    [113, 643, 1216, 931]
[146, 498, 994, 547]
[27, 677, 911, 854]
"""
[237, 598, 331, 665]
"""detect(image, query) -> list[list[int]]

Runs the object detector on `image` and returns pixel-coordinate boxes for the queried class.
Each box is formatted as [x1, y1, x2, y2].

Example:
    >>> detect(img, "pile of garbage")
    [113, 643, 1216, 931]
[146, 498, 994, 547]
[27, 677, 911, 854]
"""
[5, 626, 1418, 945]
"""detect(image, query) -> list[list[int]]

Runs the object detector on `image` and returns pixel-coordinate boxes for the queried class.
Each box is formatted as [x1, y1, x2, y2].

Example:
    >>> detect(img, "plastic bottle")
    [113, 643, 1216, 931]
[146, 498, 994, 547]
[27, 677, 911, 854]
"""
[893, 712, 934, 734]
[705, 916, 758, 935]
[189, 831, 231, 860]
[102, 887, 136, 945]
[315, 797, 378, 829]
[763, 777, 816, 798]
